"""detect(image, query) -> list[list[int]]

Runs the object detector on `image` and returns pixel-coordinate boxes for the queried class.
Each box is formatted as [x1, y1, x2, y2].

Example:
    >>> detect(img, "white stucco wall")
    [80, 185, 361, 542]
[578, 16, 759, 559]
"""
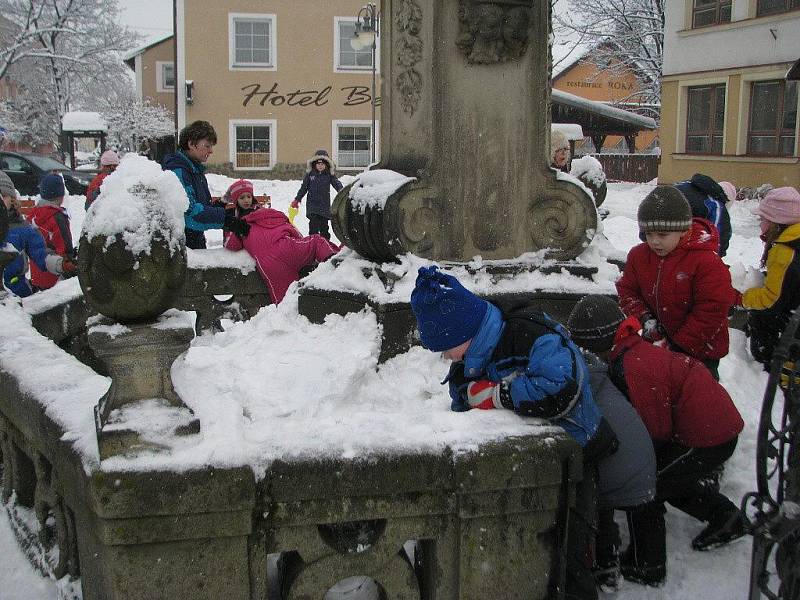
[663, 1, 800, 76]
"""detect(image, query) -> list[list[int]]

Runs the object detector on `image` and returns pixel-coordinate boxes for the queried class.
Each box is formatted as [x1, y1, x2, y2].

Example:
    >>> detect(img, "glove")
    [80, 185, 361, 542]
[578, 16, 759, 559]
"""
[61, 259, 78, 278]
[466, 380, 504, 410]
[224, 214, 250, 238]
[641, 317, 664, 343]
[290, 199, 300, 209]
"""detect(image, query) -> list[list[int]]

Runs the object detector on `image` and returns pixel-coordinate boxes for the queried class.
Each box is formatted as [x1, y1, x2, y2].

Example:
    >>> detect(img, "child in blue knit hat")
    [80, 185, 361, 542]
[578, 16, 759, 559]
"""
[410, 265, 618, 600]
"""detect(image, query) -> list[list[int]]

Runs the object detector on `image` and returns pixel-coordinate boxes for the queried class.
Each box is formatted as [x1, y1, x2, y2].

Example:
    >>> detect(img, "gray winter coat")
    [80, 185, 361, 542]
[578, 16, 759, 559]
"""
[587, 354, 657, 509]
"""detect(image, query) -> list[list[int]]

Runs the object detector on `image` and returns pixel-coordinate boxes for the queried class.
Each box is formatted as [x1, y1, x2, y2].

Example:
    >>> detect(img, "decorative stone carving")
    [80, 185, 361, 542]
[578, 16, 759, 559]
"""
[333, 0, 597, 263]
[395, 0, 423, 116]
[456, 0, 532, 64]
[78, 186, 187, 324]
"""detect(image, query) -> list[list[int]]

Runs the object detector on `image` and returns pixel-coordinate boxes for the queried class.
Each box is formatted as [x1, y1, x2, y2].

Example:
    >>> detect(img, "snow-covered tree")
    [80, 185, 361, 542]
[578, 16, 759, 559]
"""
[99, 97, 175, 153]
[552, 0, 664, 111]
[0, 0, 139, 147]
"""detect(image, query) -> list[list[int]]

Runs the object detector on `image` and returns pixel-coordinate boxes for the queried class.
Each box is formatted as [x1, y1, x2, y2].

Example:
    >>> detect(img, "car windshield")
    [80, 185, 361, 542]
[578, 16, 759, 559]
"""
[25, 155, 71, 171]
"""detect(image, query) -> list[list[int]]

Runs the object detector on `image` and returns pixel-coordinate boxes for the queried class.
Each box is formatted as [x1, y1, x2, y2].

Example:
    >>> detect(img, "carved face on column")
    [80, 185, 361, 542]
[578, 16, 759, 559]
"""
[457, 1, 532, 64]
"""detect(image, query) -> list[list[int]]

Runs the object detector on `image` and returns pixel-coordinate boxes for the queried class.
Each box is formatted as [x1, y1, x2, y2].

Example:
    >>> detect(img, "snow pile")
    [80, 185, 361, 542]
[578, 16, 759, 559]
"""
[61, 111, 107, 132]
[570, 155, 606, 187]
[552, 123, 584, 141]
[348, 169, 416, 213]
[81, 155, 189, 256]
[0, 297, 107, 468]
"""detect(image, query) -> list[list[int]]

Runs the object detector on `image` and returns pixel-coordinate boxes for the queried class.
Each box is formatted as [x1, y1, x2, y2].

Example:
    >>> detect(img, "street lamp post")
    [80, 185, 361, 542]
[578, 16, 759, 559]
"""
[350, 3, 379, 165]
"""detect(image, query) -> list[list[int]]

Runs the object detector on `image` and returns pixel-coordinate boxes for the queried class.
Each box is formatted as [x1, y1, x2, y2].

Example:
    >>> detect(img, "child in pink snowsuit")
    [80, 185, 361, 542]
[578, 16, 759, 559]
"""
[222, 179, 339, 303]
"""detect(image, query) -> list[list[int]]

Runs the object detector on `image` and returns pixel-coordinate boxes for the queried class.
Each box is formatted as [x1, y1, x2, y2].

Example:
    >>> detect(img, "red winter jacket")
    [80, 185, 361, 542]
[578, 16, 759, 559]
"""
[27, 202, 74, 290]
[616, 218, 736, 360]
[610, 317, 744, 447]
[85, 171, 110, 209]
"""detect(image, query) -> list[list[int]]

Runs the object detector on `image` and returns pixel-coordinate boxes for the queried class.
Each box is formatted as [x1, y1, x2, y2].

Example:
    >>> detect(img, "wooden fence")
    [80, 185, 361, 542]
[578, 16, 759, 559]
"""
[581, 153, 660, 183]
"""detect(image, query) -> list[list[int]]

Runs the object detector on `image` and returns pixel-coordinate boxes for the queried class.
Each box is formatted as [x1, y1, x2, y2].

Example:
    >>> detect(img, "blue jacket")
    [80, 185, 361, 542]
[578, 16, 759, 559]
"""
[3, 211, 50, 297]
[675, 174, 732, 257]
[295, 171, 343, 219]
[450, 303, 605, 449]
[162, 151, 224, 248]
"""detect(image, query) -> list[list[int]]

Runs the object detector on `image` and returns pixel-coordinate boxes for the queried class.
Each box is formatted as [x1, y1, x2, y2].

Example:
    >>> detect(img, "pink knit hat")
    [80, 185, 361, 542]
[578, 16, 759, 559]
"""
[755, 187, 800, 225]
[226, 179, 253, 205]
[719, 181, 737, 204]
[100, 150, 120, 166]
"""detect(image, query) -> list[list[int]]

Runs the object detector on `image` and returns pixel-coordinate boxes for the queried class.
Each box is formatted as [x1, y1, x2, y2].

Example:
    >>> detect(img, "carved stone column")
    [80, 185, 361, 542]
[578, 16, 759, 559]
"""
[332, 0, 596, 262]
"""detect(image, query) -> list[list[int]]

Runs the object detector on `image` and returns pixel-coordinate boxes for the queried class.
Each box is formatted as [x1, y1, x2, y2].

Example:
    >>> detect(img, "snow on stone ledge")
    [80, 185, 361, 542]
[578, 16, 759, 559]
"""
[570, 156, 606, 187]
[61, 111, 107, 132]
[303, 243, 620, 305]
[187, 247, 256, 273]
[81, 155, 189, 256]
[349, 169, 416, 213]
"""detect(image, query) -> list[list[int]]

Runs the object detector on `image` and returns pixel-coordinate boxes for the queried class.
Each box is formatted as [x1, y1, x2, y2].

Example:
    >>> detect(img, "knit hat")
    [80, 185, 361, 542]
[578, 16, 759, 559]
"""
[719, 181, 737, 204]
[39, 173, 65, 200]
[227, 179, 254, 206]
[638, 186, 692, 233]
[0, 170, 16, 199]
[566, 295, 625, 354]
[100, 150, 120, 166]
[410, 266, 489, 352]
[754, 187, 800, 225]
[551, 128, 569, 162]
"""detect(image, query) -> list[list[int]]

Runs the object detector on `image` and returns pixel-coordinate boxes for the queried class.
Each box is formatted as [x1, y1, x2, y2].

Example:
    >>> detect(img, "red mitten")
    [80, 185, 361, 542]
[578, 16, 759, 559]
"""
[61, 259, 78, 278]
[466, 380, 501, 410]
[290, 199, 300, 209]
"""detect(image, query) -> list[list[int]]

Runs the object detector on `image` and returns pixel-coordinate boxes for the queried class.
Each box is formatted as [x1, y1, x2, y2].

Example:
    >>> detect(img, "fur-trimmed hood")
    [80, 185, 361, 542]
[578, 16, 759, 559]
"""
[306, 149, 336, 174]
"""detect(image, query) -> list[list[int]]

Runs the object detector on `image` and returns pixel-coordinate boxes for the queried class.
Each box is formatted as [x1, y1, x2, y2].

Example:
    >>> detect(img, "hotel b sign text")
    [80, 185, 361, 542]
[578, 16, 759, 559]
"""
[241, 83, 381, 107]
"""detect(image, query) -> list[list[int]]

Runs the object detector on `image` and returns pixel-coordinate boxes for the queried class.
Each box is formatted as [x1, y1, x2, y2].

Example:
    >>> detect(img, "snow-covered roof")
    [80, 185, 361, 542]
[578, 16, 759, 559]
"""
[552, 89, 657, 131]
[61, 111, 107, 133]
[123, 33, 173, 62]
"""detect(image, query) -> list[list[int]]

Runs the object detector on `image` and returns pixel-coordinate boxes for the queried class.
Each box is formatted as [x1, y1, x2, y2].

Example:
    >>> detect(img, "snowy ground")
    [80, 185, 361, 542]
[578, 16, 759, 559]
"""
[0, 180, 773, 599]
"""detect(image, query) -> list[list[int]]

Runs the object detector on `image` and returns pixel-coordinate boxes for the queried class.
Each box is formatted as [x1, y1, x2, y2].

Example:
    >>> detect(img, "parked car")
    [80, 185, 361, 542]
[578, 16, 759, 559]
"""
[0, 151, 93, 197]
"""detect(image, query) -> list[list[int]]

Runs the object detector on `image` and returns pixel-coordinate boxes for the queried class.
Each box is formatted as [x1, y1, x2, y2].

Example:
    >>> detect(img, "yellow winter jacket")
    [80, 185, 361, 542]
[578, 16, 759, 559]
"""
[742, 222, 800, 311]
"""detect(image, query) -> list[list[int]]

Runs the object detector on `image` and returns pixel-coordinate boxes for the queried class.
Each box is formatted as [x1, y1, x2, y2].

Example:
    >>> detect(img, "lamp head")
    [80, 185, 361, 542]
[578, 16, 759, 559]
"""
[350, 30, 364, 51]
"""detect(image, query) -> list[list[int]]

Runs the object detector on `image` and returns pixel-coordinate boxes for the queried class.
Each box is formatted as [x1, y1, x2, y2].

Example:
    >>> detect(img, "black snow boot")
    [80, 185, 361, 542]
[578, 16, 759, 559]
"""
[692, 505, 749, 551]
[593, 508, 620, 591]
[620, 503, 667, 587]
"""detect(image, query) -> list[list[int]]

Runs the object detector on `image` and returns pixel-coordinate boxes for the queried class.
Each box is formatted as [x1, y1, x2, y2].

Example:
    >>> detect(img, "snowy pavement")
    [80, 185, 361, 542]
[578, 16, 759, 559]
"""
[0, 180, 773, 598]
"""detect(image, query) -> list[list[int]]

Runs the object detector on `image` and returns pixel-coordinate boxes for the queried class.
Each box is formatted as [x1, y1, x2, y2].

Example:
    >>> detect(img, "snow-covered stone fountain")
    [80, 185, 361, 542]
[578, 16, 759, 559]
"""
[0, 3, 587, 599]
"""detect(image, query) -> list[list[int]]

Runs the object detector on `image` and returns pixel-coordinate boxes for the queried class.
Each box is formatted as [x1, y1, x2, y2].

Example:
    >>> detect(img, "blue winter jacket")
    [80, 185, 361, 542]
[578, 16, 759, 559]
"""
[450, 303, 604, 448]
[675, 174, 732, 257]
[162, 151, 224, 248]
[295, 171, 343, 219]
[3, 211, 50, 297]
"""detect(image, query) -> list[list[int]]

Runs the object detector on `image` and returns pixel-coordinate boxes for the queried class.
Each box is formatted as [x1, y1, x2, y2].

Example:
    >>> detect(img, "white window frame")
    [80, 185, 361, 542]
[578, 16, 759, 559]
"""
[229, 119, 277, 171]
[333, 17, 380, 74]
[228, 13, 277, 71]
[156, 61, 175, 92]
[332, 119, 379, 171]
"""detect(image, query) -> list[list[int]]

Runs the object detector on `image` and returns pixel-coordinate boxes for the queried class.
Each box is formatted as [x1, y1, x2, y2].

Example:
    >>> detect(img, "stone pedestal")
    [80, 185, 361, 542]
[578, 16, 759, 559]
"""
[332, 0, 597, 263]
[87, 314, 199, 460]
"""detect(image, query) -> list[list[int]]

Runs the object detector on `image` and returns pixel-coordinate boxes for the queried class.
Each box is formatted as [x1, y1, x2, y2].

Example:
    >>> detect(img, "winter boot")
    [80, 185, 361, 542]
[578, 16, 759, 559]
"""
[620, 503, 666, 587]
[594, 508, 620, 592]
[692, 506, 749, 551]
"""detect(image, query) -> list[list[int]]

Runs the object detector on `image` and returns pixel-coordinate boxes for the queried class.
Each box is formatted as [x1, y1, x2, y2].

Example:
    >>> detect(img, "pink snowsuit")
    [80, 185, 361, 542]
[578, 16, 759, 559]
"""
[223, 207, 338, 303]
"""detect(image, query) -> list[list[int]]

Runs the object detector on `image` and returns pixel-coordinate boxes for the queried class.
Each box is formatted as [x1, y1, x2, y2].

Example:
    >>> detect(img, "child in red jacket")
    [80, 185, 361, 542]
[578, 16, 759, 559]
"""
[616, 186, 738, 379]
[27, 174, 77, 291]
[568, 295, 746, 588]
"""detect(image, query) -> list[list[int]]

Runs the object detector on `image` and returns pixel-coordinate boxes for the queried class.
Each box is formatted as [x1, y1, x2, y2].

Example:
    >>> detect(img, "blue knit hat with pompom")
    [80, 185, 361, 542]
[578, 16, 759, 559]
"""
[410, 266, 488, 352]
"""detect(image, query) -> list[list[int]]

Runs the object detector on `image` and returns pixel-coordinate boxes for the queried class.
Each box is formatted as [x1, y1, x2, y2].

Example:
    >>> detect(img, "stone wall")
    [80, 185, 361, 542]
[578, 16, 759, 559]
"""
[0, 267, 582, 599]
